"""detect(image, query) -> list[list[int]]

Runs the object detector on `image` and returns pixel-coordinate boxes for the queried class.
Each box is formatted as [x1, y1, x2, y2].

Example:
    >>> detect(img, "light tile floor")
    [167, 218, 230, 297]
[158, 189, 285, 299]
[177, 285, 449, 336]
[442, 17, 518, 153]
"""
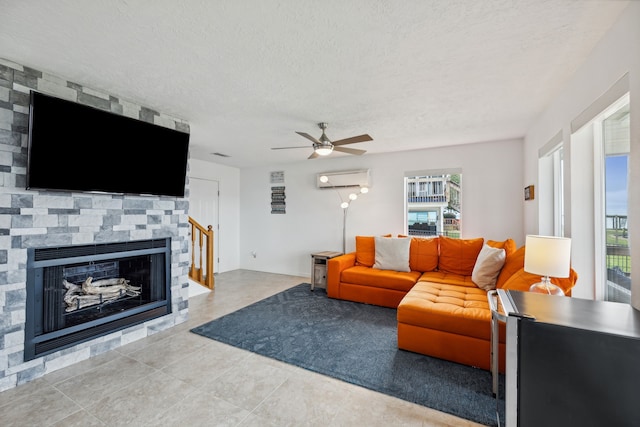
[0, 270, 482, 426]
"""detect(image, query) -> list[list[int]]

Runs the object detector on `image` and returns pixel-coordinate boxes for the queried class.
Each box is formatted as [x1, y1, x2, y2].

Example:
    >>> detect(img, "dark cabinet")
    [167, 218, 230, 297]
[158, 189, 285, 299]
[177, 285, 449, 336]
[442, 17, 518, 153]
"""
[497, 290, 640, 427]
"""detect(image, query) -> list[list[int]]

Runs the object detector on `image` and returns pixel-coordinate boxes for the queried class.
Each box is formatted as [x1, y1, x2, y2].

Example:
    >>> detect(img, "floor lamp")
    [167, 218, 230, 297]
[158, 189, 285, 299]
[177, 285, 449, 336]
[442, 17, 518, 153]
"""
[319, 175, 369, 254]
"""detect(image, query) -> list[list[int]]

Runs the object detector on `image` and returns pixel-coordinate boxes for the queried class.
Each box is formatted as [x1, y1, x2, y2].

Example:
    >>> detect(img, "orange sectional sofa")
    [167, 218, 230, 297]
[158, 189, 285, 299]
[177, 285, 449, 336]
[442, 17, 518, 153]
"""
[327, 235, 578, 372]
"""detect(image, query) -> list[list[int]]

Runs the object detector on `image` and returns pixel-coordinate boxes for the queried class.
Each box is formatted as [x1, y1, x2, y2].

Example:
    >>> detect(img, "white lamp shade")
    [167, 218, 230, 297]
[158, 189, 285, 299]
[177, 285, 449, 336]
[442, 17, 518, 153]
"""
[524, 235, 571, 278]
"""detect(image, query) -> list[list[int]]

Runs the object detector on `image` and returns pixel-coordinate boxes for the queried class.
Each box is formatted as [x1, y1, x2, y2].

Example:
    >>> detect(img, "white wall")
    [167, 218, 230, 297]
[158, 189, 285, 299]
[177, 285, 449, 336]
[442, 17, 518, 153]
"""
[189, 158, 241, 273]
[239, 138, 524, 277]
[523, 2, 640, 305]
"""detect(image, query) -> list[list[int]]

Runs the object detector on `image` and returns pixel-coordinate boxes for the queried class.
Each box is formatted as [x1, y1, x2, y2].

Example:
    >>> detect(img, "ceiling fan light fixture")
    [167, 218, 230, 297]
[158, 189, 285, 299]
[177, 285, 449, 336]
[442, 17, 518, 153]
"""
[274, 122, 371, 159]
[314, 144, 334, 156]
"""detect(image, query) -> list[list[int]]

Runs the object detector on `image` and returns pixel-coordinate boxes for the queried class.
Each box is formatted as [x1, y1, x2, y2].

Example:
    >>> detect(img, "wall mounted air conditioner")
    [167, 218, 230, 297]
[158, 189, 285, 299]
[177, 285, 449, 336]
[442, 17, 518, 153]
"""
[317, 169, 370, 189]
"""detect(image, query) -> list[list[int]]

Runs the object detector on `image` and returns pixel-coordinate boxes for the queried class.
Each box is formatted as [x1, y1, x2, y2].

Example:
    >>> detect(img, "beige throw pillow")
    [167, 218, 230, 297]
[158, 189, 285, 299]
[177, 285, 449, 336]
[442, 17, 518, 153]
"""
[472, 244, 506, 290]
[373, 236, 411, 272]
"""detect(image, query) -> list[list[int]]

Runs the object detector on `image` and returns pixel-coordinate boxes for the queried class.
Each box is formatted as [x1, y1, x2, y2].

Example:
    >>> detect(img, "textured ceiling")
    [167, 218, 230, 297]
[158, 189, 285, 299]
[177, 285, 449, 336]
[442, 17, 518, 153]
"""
[0, 0, 629, 168]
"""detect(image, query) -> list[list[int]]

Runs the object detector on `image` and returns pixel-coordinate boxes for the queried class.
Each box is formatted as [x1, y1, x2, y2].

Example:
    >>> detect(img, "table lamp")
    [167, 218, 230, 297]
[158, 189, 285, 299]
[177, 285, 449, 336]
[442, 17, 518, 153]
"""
[524, 235, 571, 296]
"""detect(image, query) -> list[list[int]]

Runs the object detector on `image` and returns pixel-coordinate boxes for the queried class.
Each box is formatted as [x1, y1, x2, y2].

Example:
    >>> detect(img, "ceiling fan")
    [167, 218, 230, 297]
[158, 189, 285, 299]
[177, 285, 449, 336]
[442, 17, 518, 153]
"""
[272, 122, 373, 159]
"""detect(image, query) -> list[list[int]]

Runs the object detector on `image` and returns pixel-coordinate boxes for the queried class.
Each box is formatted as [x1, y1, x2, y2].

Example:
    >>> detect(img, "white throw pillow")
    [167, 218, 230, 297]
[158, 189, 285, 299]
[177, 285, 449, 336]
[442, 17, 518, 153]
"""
[373, 236, 411, 272]
[472, 244, 506, 290]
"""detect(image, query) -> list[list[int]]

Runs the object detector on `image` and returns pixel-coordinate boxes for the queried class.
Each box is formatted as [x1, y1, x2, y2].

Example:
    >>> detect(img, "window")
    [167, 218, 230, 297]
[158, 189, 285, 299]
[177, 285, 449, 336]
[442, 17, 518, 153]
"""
[552, 148, 564, 237]
[574, 91, 633, 303]
[597, 96, 630, 303]
[538, 131, 564, 237]
[405, 170, 462, 238]
[568, 74, 630, 301]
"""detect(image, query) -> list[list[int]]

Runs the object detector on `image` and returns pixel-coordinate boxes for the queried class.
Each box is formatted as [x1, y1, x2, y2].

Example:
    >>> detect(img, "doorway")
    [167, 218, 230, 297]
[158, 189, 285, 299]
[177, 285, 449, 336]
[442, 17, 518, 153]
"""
[189, 177, 220, 281]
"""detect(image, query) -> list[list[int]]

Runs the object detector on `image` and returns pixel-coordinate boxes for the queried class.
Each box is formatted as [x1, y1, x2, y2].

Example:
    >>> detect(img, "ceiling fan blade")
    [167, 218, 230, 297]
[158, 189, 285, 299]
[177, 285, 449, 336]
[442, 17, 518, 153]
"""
[308, 151, 320, 159]
[333, 146, 366, 156]
[332, 134, 373, 146]
[296, 132, 321, 144]
[271, 146, 310, 150]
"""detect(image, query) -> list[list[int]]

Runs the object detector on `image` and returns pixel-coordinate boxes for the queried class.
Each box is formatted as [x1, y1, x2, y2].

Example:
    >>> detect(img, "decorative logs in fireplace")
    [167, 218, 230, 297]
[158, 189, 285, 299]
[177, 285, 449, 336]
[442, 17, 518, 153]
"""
[63, 277, 142, 312]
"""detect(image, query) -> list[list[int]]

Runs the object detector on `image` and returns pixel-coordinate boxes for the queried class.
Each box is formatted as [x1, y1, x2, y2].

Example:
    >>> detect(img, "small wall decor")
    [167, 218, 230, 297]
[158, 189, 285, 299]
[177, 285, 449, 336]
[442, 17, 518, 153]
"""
[270, 171, 285, 184]
[271, 186, 286, 214]
[524, 185, 535, 201]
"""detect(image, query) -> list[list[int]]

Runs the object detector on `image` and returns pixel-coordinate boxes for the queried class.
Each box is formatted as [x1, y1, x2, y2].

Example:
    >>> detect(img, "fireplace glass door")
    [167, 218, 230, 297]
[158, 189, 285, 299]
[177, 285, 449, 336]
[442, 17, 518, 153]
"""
[26, 239, 171, 360]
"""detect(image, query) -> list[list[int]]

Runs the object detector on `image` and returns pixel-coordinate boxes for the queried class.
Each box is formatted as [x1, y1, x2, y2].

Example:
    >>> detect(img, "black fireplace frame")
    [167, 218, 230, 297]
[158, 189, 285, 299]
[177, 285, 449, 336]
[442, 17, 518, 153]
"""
[25, 238, 172, 361]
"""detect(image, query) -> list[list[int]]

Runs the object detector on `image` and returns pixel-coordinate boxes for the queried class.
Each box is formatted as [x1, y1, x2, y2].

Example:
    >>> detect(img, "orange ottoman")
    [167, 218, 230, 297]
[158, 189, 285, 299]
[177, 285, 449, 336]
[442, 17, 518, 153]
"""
[397, 281, 505, 371]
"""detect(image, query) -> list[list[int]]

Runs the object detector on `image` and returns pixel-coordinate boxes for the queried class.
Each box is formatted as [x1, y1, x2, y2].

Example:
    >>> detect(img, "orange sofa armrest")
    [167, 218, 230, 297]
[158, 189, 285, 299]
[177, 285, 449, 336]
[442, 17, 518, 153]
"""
[501, 267, 578, 296]
[327, 252, 356, 298]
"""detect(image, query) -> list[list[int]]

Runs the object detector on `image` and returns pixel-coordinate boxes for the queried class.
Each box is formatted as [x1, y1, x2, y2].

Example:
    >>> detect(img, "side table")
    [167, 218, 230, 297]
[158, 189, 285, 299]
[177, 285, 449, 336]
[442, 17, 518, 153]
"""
[310, 251, 343, 291]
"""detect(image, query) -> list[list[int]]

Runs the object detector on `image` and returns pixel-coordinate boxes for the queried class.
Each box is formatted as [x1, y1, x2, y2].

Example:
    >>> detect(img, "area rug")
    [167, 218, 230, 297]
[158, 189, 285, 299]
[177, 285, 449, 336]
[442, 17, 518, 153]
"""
[191, 284, 505, 426]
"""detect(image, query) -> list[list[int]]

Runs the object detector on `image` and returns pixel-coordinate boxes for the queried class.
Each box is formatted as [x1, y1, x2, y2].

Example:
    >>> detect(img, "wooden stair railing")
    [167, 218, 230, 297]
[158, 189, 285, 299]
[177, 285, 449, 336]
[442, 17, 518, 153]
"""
[188, 216, 214, 289]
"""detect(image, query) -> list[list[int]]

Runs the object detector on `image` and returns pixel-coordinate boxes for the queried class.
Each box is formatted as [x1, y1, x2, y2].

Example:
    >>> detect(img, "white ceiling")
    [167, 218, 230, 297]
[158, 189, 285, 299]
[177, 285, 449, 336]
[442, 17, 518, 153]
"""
[0, 0, 629, 168]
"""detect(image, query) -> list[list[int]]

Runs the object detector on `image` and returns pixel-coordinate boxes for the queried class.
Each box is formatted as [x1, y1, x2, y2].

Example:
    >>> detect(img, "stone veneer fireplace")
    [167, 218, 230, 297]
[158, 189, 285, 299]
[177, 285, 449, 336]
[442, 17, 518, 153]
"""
[0, 58, 191, 392]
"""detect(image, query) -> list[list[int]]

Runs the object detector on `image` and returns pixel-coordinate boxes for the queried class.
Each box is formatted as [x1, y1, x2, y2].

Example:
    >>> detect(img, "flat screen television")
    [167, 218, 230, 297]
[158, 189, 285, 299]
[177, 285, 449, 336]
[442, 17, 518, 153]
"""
[27, 91, 190, 197]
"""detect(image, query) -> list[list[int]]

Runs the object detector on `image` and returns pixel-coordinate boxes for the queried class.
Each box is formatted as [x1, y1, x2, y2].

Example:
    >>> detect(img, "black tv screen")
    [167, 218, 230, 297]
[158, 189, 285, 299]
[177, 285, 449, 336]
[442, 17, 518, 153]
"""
[27, 91, 190, 197]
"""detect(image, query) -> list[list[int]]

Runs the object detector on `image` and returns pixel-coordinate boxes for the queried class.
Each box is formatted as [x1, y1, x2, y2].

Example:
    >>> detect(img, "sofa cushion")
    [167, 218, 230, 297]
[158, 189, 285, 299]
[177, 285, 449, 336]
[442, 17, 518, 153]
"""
[417, 270, 476, 287]
[341, 266, 421, 291]
[373, 236, 411, 272]
[438, 236, 484, 276]
[501, 267, 578, 295]
[355, 235, 394, 267]
[397, 281, 492, 341]
[487, 238, 517, 256]
[355, 236, 376, 267]
[409, 237, 439, 272]
[495, 246, 525, 288]
[472, 244, 506, 290]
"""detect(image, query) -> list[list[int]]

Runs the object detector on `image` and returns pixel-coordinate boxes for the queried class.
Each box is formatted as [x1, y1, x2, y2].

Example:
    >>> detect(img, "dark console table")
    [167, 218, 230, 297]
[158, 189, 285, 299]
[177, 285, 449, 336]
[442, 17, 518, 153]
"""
[493, 290, 640, 427]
